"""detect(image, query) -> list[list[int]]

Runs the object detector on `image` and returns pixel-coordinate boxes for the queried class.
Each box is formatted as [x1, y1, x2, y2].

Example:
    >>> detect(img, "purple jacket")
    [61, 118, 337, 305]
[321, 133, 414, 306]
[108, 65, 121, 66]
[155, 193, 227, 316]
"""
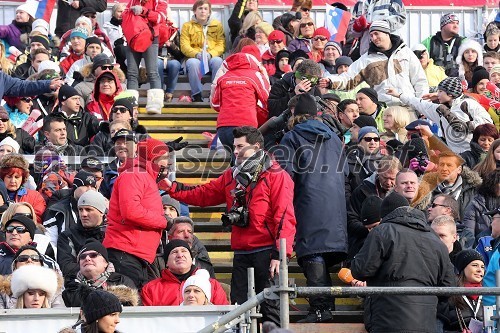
[0, 23, 24, 50]
[287, 37, 312, 54]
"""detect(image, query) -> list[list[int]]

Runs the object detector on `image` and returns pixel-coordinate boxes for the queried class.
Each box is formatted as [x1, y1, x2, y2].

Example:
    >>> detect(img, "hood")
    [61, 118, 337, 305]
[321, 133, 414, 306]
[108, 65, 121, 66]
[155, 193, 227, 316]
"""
[292, 119, 333, 143]
[92, 70, 122, 100]
[281, 71, 295, 89]
[456, 39, 483, 69]
[118, 157, 160, 181]
[368, 34, 404, 55]
[108, 284, 139, 306]
[224, 53, 259, 71]
[460, 165, 483, 188]
[382, 206, 429, 231]
[190, 15, 217, 27]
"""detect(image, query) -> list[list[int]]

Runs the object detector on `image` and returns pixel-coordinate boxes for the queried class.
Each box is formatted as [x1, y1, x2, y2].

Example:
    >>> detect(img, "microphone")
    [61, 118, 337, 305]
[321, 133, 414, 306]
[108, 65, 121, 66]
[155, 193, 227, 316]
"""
[338, 268, 355, 284]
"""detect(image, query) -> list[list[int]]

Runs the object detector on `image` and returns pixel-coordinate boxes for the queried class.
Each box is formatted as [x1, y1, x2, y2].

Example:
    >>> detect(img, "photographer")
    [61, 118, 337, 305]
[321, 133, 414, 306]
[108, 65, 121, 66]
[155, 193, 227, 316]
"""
[162, 126, 296, 327]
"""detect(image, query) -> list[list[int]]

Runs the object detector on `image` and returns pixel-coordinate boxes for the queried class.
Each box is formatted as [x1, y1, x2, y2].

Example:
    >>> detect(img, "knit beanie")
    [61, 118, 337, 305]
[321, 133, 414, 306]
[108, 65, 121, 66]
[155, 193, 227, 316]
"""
[112, 98, 134, 117]
[12, 245, 44, 271]
[78, 238, 109, 263]
[182, 269, 212, 303]
[437, 77, 463, 98]
[380, 191, 409, 219]
[357, 87, 378, 104]
[30, 35, 50, 50]
[85, 36, 102, 51]
[11, 265, 58, 299]
[358, 126, 379, 141]
[325, 41, 343, 57]
[313, 27, 331, 39]
[353, 115, 378, 128]
[471, 66, 490, 89]
[289, 49, 310, 68]
[490, 65, 500, 77]
[70, 27, 89, 40]
[58, 84, 80, 103]
[162, 195, 181, 215]
[293, 93, 318, 116]
[16, 2, 37, 19]
[136, 138, 169, 162]
[164, 239, 192, 259]
[453, 249, 484, 273]
[78, 190, 108, 214]
[72, 170, 97, 189]
[334, 56, 353, 73]
[75, 16, 92, 29]
[37, 60, 60, 74]
[256, 22, 273, 36]
[440, 13, 459, 29]
[92, 53, 113, 72]
[369, 20, 391, 34]
[0, 137, 20, 154]
[361, 196, 383, 225]
[81, 288, 123, 324]
[32, 19, 50, 36]
[5, 215, 36, 239]
[275, 49, 291, 68]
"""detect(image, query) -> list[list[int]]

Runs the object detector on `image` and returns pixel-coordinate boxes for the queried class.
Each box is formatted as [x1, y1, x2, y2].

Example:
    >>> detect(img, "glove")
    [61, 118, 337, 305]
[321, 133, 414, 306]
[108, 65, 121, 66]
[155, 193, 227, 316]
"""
[167, 136, 188, 151]
[99, 121, 110, 134]
[409, 157, 428, 173]
[131, 5, 144, 15]
[353, 15, 369, 33]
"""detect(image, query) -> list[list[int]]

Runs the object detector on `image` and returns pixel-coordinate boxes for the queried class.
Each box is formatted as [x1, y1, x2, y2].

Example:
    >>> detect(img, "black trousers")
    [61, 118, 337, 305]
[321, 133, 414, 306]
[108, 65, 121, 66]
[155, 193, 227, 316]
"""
[108, 248, 152, 290]
[230, 249, 280, 326]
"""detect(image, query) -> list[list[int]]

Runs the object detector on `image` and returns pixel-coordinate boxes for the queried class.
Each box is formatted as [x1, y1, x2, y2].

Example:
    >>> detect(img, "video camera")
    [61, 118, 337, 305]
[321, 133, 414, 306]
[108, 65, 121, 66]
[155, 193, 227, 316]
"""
[221, 188, 249, 228]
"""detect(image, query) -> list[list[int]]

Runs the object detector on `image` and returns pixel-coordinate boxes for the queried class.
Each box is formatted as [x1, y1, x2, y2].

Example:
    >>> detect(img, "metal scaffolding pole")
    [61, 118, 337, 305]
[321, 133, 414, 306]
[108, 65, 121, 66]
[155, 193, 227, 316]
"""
[296, 286, 500, 297]
[279, 238, 290, 329]
[247, 268, 258, 333]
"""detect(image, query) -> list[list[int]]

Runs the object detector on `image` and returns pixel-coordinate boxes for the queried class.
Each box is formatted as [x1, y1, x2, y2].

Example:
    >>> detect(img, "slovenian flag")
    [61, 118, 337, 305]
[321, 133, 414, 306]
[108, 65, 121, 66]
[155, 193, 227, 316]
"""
[325, 5, 351, 44]
[35, 0, 57, 23]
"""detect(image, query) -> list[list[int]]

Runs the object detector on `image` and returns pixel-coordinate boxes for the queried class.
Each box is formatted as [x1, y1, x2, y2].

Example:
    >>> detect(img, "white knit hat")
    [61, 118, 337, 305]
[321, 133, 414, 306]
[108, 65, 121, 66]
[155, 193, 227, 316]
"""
[182, 269, 212, 303]
[32, 19, 50, 36]
[11, 265, 58, 300]
[38, 60, 60, 74]
[0, 137, 20, 154]
[16, 1, 38, 19]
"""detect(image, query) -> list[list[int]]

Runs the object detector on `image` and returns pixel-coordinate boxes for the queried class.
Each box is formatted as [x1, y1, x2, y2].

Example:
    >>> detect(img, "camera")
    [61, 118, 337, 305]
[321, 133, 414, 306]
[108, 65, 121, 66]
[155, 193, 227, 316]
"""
[221, 188, 249, 228]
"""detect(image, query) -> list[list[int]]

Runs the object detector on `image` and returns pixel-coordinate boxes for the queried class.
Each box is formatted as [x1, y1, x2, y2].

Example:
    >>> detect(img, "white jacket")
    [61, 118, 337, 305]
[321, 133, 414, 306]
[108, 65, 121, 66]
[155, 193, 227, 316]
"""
[326, 37, 428, 106]
[400, 93, 493, 153]
[102, 21, 125, 48]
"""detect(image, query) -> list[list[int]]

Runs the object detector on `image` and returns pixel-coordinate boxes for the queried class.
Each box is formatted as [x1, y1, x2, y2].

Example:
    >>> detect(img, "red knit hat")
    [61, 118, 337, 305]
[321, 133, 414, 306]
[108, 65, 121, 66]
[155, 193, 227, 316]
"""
[268, 30, 285, 42]
[137, 138, 169, 162]
[241, 45, 261, 62]
[313, 27, 331, 39]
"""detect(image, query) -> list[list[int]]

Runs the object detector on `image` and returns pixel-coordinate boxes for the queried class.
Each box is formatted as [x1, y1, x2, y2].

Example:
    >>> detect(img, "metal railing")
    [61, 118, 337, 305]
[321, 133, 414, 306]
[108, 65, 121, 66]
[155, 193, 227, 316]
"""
[199, 238, 500, 333]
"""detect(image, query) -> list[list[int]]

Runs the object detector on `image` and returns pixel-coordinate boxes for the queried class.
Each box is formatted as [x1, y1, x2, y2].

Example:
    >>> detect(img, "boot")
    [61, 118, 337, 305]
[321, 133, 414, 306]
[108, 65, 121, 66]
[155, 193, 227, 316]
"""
[138, 67, 148, 86]
[164, 92, 173, 103]
[297, 307, 333, 323]
[192, 93, 203, 102]
[146, 89, 164, 114]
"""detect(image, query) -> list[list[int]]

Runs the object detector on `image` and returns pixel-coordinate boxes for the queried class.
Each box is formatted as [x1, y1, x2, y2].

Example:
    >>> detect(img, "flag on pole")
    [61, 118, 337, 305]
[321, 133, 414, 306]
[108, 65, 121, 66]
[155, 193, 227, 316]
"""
[325, 5, 352, 44]
[35, 0, 57, 23]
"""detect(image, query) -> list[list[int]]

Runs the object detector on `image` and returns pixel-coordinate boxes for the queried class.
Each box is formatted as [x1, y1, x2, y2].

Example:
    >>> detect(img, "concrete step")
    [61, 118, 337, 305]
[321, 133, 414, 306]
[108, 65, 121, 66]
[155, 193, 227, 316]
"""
[139, 113, 217, 121]
[138, 104, 215, 114]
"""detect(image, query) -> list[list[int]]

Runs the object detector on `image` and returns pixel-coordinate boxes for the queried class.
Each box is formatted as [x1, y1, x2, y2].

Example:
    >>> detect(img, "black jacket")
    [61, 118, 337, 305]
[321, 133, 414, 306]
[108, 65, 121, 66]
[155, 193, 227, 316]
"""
[345, 146, 383, 197]
[460, 141, 485, 170]
[43, 196, 79, 247]
[0, 242, 59, 275]
[57, 222, 106, 278]
[51, 109, 100, 147]
[0, 128, 35, 154]
[351, 207, 456, 333]
[227, 0, 250, 43]
[55, 0, 107, 37]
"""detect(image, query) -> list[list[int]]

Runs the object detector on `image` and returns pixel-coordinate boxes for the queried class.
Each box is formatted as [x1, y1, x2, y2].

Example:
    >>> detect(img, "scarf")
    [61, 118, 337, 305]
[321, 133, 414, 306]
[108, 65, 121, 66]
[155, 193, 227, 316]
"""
[232, 150, 272, 188]
[77, 262, 115, 289]
[173, 265, 197, 282]
[110, 17, 122, 27]
[464, 281, 482, 301]
[12, 20, 32, 34]
[53, 141, 69, 155]
[435, 175, 463, 200]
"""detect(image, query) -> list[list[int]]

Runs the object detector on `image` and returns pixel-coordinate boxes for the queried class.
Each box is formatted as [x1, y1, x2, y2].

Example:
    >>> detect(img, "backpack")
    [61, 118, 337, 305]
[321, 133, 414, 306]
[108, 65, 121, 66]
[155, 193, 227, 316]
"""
[122, 5, 154, 52]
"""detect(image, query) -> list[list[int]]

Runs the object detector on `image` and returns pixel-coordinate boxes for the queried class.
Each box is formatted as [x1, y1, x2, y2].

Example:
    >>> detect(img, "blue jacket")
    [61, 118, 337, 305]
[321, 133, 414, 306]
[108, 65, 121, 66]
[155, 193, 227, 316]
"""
[0, 71, 52, 99]
[278, 119, 348, 259]
[483, 237, 500, 306]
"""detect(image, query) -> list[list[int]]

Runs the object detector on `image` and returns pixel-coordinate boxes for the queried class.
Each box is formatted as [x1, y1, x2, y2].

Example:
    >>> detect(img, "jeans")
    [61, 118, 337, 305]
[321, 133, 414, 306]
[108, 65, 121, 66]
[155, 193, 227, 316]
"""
[185, 56, 223, 96]
[157, 58, 181, 93]
[126, 40, 161, 89]
[107, 248, 152, 290]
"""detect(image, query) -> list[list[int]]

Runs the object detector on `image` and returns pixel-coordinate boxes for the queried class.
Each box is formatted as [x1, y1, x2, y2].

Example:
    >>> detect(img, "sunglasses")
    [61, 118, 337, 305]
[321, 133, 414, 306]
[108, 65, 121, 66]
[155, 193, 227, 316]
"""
[16, 254, 41, 263]
[112, 107, 129, 114]
[294, 71, 319, 85]
[0, 118, 9, 123]
[313, 36, 327, 41]
[300, 22, 314, 28]
[21, 97, 32, 103]
[430, 203, 448, 209]
[85, 14, 97, 18]
[5, 225, 28, 234]
[301, 7, 311, 12]
[101, 65, 114, 71]
[269, 40, 283, 45]
[79, 252, 101, 261]
[362, 137, 380, 142]
[13, 212, 33, 219]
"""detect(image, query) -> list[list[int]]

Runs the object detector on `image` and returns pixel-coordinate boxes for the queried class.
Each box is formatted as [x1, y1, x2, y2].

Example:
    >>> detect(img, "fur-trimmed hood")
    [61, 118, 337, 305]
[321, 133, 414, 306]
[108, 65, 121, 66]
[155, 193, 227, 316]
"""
[107, 284, 139, 306]
[456, 39, 483, 76]
[79, 63, 126, 83]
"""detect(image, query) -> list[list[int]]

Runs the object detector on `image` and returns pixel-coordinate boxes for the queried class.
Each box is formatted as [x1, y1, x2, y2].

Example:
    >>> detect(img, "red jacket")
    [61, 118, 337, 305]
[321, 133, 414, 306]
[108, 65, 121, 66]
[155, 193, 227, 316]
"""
[60, 52, 83, 74]
[141, 268, 229, 306]
[261, 50, 276, 77]
[85, 71, 123, 121]
[126, 0, 168, 37]
[103, 158, 167, 263]
[211, 53, 270, 128]
[169, 160, 296, 257]
[15, 188, 46, 224]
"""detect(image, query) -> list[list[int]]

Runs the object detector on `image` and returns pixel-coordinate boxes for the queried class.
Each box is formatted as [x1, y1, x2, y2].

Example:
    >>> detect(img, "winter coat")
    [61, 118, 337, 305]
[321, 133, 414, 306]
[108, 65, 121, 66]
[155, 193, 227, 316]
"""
[227, 0, 250, 43]
[460, 141, 485, 169]
[351, 207, 456, 333]
[55, 0, 107, 37]
[0, 71, 52, 101]
[102, 20, 124, 47]
[0, 128, 35, 154]
[60, 52, 84, 74]
[62, 271, 136, 307]
[414, 166, 482, 221]
[326, 35, 428, 106]
[261, 49, 277, 77]
[85, 71, 123, 121]
[74, 63, 126, 104]
[125, 0, 168, 38]
[456, 39, 484, 86]
[287, 37, 312, 54]
[483, 237, 500, 306]
[9, 187, 46, 224]
[141, 267, 228, 306]
[43, 196, 79, 249]
[278, 119, 348, 258]
[423, 58, 448, 89]
[318, 59, 335, 75]
[345, 146, 384, 196]
[0, 21, 30, 51]
[57, 222, 106, 278]
[463, 194, 500, 239]
[211, 52, 270, 128]
[399, 93, 492, 153]
[180, 17, 225, 59]
[0, 242, 59, 276]
[168, 160, 296, 257]
[421, 32, 464, 77]
[51, 108, 100, 147]
[103, 158, 168, 264]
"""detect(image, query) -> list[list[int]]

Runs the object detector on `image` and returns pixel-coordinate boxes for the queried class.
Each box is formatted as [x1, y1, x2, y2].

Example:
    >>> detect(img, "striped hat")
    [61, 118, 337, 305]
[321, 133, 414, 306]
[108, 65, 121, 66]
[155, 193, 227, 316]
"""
[369, 20, 390, 34]
[440, 13, 459, 29]
[437, 77, 463, 98]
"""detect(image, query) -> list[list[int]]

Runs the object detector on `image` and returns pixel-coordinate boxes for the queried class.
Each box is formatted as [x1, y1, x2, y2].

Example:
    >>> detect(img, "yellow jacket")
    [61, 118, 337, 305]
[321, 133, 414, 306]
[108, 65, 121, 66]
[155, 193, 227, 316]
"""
[424, 59, 447, 89]
[180, 17, 225, 59]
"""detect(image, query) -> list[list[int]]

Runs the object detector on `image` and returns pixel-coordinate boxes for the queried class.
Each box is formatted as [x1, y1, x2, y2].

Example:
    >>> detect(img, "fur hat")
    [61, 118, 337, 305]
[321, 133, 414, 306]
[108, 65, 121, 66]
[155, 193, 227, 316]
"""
[456, 39, 483, 76]
[11, 265, 58, 299]
[78, 190, 108, 214]
[453, 249, 484, 273]
[182, 269, 212, 303]
[0, 137, 20, 154]
[438, 77, 463, 99]
[0, 154, 29, 171]
[369, 20, 391, 34]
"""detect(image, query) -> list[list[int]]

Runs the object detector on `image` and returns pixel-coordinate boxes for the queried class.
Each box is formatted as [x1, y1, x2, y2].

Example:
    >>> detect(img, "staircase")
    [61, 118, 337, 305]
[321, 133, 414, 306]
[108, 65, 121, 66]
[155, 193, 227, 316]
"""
[137, 91, 364, 328]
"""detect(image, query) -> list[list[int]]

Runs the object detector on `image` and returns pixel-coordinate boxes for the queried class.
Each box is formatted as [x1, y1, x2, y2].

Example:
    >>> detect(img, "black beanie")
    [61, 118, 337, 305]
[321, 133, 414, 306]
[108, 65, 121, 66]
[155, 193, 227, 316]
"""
[289, 49, 309, 68]
[81, 288, 122, 323]
[353, 115, 378, 128]
[380, 191, 409, 219]
[293, 93, 318, 116]
[357, 87, 378, 104]
[85, 36, 102, 50]
[30, 35, 50, 50]
[12, 245, 43, 266]
[58, 84, 80, 103]
[78, 238, 109, 263]
[5, 215, 36, 239]
[275, 49, 291, 68]
[112, 98, 134, 116]
[453, 249, 484, 273]
[164, 239, 192, 260]
[361, 196, 383, 225]
[471, 66, 490, 89]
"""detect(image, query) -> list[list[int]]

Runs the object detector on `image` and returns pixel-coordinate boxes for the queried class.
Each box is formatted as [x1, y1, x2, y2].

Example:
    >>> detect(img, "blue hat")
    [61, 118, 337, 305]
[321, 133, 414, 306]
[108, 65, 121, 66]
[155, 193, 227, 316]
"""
[405, 119, 430, 131]
[358, 126, 379, 141]
[70, 27, 88, 40]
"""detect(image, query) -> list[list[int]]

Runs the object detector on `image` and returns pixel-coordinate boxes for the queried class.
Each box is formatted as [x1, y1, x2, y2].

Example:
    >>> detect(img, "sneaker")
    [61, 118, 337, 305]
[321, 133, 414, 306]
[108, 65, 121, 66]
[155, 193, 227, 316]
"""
[297, 308, 333, 323]
[178, 95, 192, 103]
[164, 92, 173, 103]
[192, 93, 203, 102]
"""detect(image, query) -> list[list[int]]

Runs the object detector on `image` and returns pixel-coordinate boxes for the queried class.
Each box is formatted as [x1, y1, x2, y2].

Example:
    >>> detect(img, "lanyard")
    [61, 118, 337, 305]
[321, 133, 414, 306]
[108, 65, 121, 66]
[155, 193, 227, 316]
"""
[462, 295, 482, 318]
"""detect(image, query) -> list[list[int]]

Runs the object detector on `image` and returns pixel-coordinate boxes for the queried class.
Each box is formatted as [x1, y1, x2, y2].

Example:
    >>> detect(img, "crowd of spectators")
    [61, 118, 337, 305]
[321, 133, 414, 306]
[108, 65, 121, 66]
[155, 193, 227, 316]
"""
[0, 0, 499, 331]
